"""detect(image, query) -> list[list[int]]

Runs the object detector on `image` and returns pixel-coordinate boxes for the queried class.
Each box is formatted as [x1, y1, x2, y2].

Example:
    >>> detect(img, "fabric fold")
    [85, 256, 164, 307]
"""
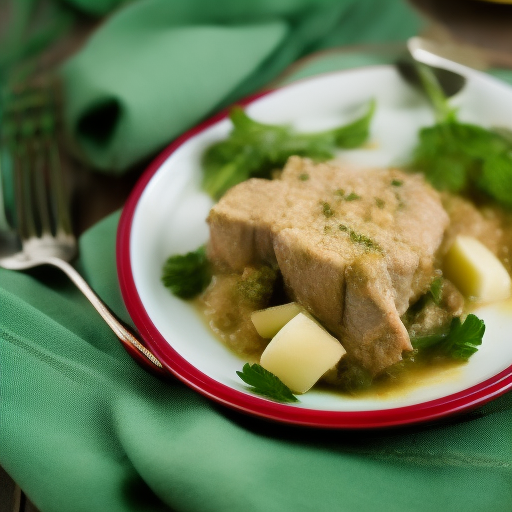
[59, 0, 423, 173]
[62, 20, 289, 172]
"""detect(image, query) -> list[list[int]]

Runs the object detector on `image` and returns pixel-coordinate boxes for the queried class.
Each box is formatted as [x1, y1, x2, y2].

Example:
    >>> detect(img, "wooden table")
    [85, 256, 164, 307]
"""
[1, 1, 511, 511]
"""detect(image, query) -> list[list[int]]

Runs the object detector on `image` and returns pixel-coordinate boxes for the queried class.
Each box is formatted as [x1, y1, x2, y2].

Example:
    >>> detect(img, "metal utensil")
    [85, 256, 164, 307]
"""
[396, 37, 468, 99]
[0, 80, 164, 375]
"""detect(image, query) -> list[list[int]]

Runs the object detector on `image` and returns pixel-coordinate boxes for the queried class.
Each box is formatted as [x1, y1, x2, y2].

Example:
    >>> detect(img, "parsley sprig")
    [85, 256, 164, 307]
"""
[411, 313, 485, 361]
[202, 100, 375, 200]
[161, 246, 211, 299]
[237, 363, 299, 403]
[411, 63, 512, 208]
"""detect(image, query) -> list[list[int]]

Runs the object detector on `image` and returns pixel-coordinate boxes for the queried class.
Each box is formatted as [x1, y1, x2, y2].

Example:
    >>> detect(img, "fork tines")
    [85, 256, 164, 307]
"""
[0, 77, 73, 245]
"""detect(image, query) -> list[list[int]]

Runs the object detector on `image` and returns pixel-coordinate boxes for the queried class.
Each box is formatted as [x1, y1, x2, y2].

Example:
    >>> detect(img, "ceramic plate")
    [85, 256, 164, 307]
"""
[117, 65, 512, 428]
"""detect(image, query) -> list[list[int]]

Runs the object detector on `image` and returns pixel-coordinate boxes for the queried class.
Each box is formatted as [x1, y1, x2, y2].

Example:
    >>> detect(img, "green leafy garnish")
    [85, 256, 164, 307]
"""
[411, 313, 485, 361]
[202, 100, 375, 199]
[411, 63, 512, 208]
[236, 363, 299, 403]
[161, 246, 211, 299]
[428, 276, 443, 305]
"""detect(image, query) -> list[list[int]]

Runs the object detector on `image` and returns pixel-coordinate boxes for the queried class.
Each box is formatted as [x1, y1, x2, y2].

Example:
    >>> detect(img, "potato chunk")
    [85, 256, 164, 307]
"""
[251, 302, 303, 338]
[443, 235, 511, 302]
[260, 313, 346, 394]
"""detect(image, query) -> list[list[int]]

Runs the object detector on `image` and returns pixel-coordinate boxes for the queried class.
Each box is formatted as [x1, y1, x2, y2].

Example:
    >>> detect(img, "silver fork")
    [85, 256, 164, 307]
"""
[0, 80, 163, 374]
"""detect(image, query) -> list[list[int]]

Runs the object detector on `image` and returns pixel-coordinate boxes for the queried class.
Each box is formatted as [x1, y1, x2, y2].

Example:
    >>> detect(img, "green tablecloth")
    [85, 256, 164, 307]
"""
[1, 1, 512, 511]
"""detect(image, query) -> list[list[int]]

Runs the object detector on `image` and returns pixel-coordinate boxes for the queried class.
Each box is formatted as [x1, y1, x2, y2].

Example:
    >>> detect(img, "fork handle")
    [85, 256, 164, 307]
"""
[46, 256, 166, 376]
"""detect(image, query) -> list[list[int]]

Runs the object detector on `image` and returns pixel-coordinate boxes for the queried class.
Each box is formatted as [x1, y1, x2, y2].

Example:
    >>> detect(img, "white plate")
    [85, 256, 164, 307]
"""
[117, 66, 512, 428]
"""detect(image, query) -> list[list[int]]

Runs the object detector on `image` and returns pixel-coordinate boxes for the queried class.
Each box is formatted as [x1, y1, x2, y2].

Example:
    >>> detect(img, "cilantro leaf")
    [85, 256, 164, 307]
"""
[161, 246, 211, 299]
[411, 313, 485, 361]
[412, 122, 476, 193]
[408, 62, 512, 208]
[329, 99, 376, 148]
[412, 120, 512, 196]
[236, 363, 299, 403]
[443, 314, 485, 360]
[479, 151, 512, 208]
[202, 100, 375, 200]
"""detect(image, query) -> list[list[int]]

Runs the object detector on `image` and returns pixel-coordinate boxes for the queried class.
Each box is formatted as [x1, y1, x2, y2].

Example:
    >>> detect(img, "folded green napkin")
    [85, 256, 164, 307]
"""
[2, 2, 512, 512]
[60, 0, 423, 173]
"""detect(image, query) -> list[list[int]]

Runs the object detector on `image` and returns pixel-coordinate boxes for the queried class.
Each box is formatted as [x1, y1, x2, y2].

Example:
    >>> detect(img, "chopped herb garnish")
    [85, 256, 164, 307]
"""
[334, 190, 361, 201]
[349, 231, 382, 252]
[161, 246, 211, 299]
[375, 197, 385, 209]
[237, 363, 299, 403]
[299, 173, 309, 181]
[338, 224, 382, 253]
[345, 192, 361, 201]
[391, 179, 403, 187]
[322, 202, 335, 218]
[202, 100, 375, 199]
[411, 313, 485, 361]
[394, 191, 405, 210]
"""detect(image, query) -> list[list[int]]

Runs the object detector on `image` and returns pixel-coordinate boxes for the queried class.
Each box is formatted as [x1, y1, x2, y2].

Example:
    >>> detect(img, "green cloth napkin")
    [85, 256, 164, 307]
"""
[2, 1, 512, 512]
[60, 0, 423, 173]
[2, 210, 512, 512]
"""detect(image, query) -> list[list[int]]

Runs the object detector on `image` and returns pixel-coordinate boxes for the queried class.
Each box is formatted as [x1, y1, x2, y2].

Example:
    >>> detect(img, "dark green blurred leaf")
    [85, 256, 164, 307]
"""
[202, 100, 375, 200]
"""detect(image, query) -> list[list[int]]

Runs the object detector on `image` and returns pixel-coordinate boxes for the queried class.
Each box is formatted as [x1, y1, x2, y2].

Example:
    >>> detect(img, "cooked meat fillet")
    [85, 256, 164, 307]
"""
[343, 254, 412, 373]
[207, 157, 449, 375]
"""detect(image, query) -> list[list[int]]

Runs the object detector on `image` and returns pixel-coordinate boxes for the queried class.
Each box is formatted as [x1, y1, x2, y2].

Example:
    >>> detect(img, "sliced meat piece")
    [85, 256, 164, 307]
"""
[272, 227, 350, 334]
[207, 179, 285, 271]
[342, 254, 412, 374]
[206, 157, 449, 375]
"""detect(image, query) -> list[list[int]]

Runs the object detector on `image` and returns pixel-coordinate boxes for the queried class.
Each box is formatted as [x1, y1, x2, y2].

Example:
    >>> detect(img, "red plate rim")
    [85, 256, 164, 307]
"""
[116, 68, 512, 429]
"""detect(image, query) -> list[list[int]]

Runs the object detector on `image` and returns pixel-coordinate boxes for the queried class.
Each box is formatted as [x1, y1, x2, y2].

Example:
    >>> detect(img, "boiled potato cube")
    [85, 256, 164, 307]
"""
[260, 313, 346, 394]
[444, 235, 511, 302]
[251, 302, 303, 338]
